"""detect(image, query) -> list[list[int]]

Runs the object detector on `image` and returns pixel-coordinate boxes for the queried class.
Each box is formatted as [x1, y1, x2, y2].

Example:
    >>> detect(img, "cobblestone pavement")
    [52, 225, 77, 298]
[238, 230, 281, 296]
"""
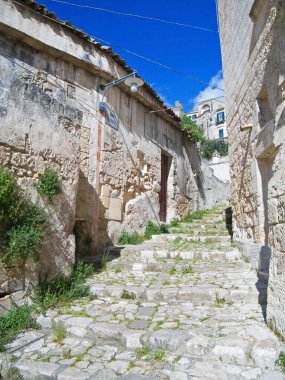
[1, 207, 284, 379]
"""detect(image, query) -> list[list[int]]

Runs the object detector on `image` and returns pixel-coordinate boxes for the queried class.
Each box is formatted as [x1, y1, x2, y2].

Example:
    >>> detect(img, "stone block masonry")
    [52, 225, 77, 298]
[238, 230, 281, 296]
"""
[218, 0, 285, 338]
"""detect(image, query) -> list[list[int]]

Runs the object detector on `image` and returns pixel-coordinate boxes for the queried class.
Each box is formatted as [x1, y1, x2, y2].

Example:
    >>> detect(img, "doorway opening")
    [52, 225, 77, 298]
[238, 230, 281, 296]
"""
[159, 151, 171, 222]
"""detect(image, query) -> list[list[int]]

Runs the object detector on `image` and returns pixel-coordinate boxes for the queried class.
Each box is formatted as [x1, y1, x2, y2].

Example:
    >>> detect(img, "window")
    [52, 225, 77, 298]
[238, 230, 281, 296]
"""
[216, 111, 225, 123]
[191, 114, 197, 120]
[219, 129, 224, 138]
[201, 104, 210, 113]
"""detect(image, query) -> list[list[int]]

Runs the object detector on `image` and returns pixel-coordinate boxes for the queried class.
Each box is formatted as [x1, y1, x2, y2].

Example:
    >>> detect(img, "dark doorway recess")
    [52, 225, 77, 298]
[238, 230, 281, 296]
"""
[159, 151, 171, 222]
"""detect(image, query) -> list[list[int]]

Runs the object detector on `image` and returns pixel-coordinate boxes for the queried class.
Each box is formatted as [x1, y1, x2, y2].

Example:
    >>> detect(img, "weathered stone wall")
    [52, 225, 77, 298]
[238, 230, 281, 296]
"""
[218, 0, 285, 337]
[0, 0, 230, 305]
[0, 31, 97, 294]
[98, 88, 199, 244]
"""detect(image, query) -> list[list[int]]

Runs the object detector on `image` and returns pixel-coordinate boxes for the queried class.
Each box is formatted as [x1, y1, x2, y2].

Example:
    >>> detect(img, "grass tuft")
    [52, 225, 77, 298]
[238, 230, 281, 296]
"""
[214, 294, 226, 308]
[52, 321, 66, 343]
[121, 290, 136, 300]
[33, 262, 93, 311]
[275, 351, 285, 372]
[0, 305, 37, 351]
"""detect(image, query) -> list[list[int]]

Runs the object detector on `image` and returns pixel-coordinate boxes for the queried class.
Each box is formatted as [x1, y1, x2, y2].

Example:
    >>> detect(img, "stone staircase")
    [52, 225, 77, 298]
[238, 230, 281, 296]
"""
[1, 206, 284, 379]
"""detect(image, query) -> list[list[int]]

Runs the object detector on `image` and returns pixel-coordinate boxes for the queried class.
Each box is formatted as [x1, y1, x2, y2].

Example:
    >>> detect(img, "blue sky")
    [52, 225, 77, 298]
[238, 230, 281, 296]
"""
[39, 0, 224, 112]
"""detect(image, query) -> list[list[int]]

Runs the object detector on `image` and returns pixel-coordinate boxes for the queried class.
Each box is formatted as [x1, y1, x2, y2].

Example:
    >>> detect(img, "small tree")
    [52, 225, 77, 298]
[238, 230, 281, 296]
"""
[181, 115, 204, 144]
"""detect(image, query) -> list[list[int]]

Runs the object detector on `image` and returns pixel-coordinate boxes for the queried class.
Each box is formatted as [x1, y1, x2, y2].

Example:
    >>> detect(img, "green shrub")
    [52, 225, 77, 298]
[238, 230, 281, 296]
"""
[4, 224, 45, 264]
[0, 167, 23, 229]
[0, 167, 48, 265]
[33, 262, 93, 310]
[0, 305, 37, 351]
[181, 115, 204, 143]
[36, 166, 61, 203]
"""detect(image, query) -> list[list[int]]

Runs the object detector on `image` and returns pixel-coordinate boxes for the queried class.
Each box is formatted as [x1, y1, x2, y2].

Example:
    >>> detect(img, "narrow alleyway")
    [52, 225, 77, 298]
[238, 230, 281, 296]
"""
[2, 207, 284, 379]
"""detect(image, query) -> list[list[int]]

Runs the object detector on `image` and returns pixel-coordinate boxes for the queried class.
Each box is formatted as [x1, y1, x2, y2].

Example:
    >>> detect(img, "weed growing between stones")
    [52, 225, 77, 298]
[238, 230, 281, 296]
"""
[162, 280, 170, 286]
[0, 304, 37, 351]
[136, 346, 151, 359]
[52, 321, 66, 343]
[0, 356, 23, 380]
[118, 232, 145, 245]
[200, 316, 210, 322]
[181, 209, 209, 223]
[169, 266, 176, 275]
[153, 350, 165, 361]
[36, 166, 61, 203]
[118, 221, 168, 245]
[33, 262, 94, 311]
[101, 250, 110, 271]
[275, 351, 285, 372]
[169, 218, 179, 227]
[136, 346, 166, 362]
[121, 290, 136, 300]
[182, 265, 194, 275]
[114, 265, 121, 273]
[144, 221, 168, 239]
[214, 294, 226, 308]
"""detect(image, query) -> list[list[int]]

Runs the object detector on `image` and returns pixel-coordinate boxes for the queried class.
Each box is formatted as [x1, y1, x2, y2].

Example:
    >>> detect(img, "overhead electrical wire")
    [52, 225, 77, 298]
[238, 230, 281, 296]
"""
[92, 36, 225, 91]
[14, 0, 224, 94]
[49, 0, 218, 33]
[148, 95, 225, 114]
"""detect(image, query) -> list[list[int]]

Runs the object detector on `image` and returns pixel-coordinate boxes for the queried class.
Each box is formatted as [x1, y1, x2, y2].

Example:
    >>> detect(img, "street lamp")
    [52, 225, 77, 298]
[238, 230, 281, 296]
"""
[99, 71, 144, 104]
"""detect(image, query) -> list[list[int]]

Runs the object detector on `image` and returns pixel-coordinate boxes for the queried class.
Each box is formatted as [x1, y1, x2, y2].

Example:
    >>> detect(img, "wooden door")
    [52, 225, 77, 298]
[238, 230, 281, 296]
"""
[159, 152, 168, 222]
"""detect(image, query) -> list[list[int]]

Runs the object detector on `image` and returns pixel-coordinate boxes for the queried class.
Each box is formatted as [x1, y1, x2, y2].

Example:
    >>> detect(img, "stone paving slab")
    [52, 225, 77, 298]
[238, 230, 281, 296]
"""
[1, 207, 284, 379]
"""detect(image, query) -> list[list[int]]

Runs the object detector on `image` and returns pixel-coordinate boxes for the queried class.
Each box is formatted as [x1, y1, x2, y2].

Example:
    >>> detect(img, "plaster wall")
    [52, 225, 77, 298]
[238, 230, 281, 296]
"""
[218, 0, 285, 337]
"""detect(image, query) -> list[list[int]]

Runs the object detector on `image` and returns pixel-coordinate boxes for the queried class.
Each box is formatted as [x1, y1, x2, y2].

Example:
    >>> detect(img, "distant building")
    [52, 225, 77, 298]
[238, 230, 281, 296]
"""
[186, 99, 227, 140]
[172, 100, 184, 118]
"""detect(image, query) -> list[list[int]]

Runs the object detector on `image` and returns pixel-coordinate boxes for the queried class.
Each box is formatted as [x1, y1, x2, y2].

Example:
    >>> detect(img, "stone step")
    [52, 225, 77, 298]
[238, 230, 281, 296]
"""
[119, 248, 241, 263]
[170, 228, 230, 235]
[151, 234, 231, 243]
[88, 280, 267, 306]
[4, 204, 285, 380]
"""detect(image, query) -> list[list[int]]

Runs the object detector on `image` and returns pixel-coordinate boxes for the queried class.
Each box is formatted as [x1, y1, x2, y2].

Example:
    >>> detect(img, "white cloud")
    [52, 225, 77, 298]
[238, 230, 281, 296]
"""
[191, 70, 225, 111]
